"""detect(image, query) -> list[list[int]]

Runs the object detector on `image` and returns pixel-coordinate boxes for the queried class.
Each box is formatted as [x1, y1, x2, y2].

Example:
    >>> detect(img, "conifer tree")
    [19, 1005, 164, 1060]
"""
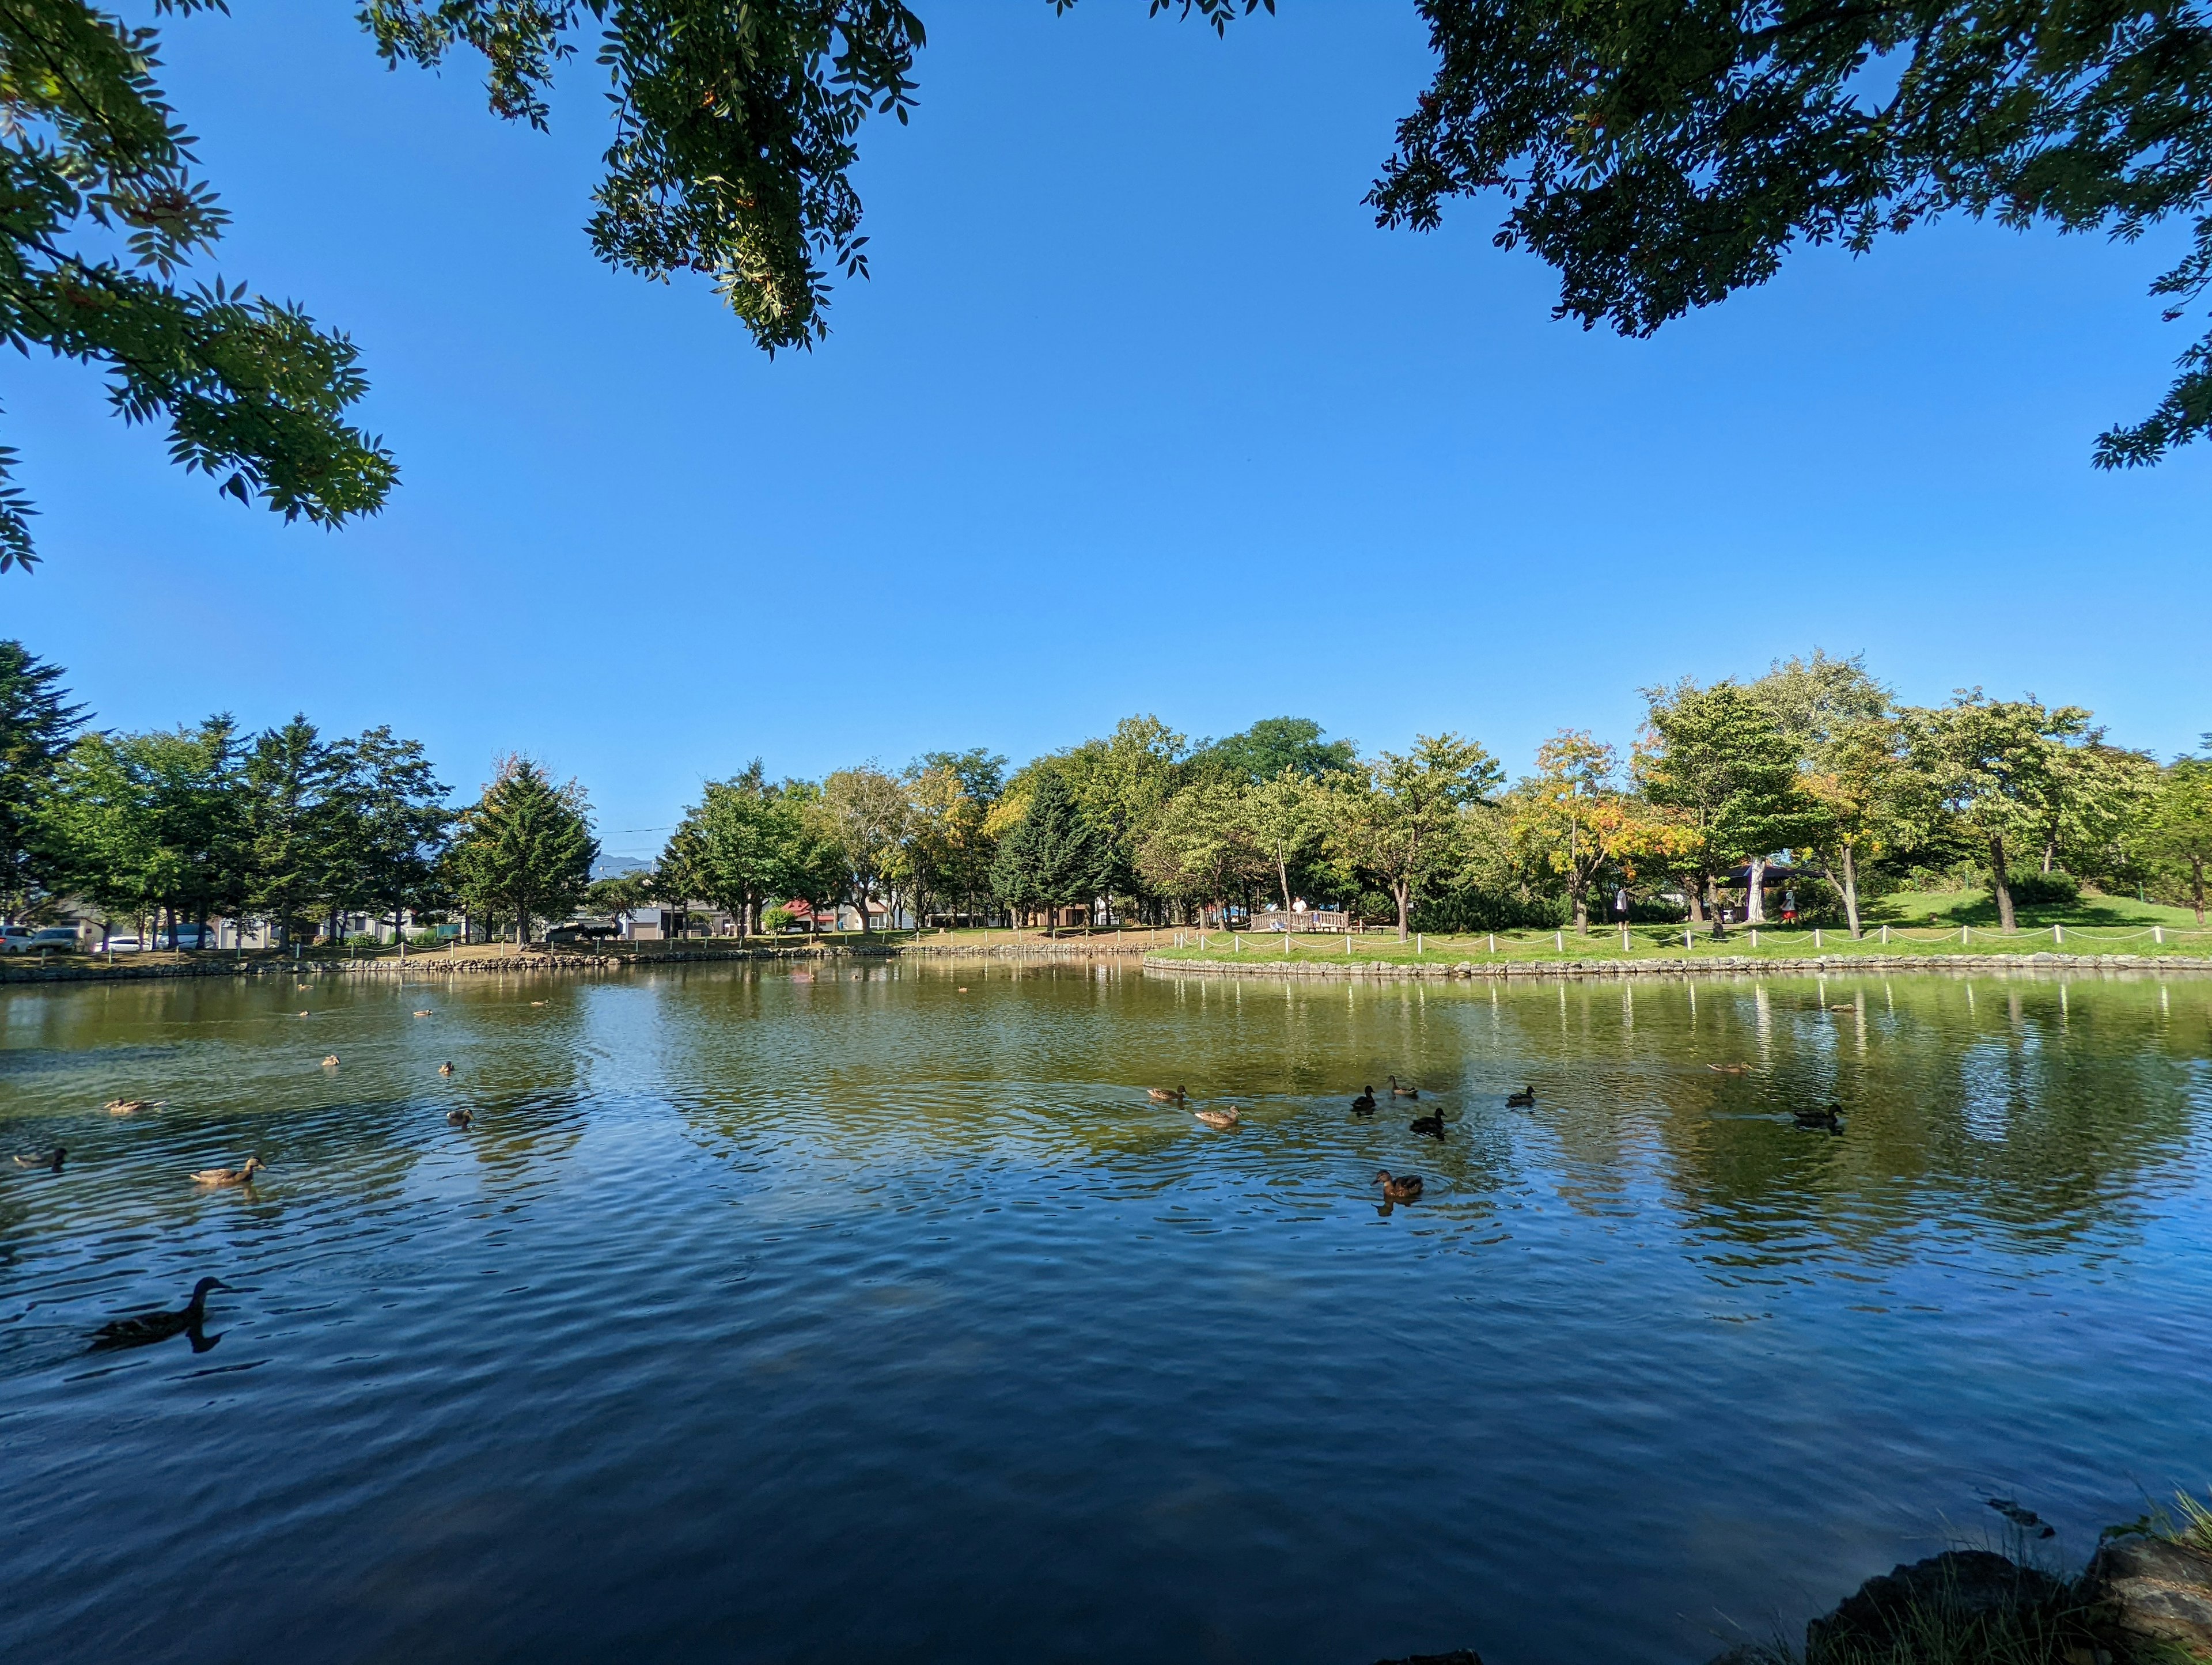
[991, 772, 1111, 935]
[449, 757, 596, 947]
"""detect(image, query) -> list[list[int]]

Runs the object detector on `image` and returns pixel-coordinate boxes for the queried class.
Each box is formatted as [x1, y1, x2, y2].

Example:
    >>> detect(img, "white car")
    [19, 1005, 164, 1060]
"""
[0, 926, 29, 951]
[94, 935, 143, 953]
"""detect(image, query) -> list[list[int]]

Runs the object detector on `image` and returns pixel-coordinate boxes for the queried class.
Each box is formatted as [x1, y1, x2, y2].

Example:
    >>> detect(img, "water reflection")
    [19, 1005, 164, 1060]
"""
[0, 964, 2207, 1665]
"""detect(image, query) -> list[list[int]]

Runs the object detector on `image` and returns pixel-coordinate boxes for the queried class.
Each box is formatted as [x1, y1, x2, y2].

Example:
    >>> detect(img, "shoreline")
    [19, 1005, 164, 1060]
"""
[6, 939, 2210, 988]
[1141, 950, 2212, 982]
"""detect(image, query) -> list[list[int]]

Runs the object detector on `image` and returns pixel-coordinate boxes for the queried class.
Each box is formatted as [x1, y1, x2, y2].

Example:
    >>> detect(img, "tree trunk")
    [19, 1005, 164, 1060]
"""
[1278, 854, 1292, 915]
[2043, 837, 2057, 874]
[1990, 835, 2017, 932]
[1394, 881, 1411, 942]
[1746, 854, 1767, 923]
[2192, 856, 2205, 926]
[1570, 882, 1588, 933]
[1685, 872, 1706, 924]
[516, 901, 531, 951]
[1841, 843, 1862, 939]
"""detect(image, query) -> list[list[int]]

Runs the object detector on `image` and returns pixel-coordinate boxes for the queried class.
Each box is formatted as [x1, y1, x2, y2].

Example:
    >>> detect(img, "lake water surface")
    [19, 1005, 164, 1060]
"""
[3, 962, 2210, 1664]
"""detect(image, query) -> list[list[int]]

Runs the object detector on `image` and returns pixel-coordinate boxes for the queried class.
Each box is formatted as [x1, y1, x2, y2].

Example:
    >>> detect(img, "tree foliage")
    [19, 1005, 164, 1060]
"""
[1365, 0, 2212, 466]
[0, 640, 87, 915]
[449, 754, 596, 944]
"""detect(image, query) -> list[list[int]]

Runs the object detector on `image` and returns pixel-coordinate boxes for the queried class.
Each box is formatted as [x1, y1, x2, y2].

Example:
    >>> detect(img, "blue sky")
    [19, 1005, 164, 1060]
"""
[10, 3, 2207, 860]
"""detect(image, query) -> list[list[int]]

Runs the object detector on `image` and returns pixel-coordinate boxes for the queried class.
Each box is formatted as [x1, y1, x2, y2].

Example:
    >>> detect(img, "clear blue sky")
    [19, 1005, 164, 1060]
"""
[11, 3, 2207, 861]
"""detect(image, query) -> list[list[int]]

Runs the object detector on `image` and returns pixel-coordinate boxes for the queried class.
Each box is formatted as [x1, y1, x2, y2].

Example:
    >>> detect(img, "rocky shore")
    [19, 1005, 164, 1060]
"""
[1370, 1533, 2212, 1665]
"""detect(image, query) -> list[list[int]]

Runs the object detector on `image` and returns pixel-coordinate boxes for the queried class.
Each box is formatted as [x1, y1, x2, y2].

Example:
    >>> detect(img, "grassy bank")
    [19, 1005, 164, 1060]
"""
[1144, 893, 2212, 970]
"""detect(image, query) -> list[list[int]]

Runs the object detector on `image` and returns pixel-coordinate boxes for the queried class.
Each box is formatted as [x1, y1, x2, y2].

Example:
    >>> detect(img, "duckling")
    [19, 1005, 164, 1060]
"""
[438, 1061, 456, 1077]
[446, 1108, 474, 1129]
[88, 1277, 229, 1352]
[412, 1009, 433, 1018]
[1374, 1169, 1423, 1202]
[1506, 1086, 1536, 1108]
[1351, 1086, 1378, 1114]
[1147, 1086, 1187, 1103]
[529, 1000, 547, 1007]
[1791, 1102, 1844, 1134]
[104, 1097, 162, 1115]
[320, 1054, 339, 1068]
[190, 1156, 266, 1186]
[297, 1010, 311, 1018]
[13, 1145, 64, 1172]
[1409, 1106, 1446, 1138]
[1389, 1075, 1419, 1099]
[1192, 1105, 1241, 1129]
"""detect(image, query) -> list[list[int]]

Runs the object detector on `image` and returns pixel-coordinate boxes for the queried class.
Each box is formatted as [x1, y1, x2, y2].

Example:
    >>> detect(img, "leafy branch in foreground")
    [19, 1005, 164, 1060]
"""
[0, 0, 396, 569]
[1366, 0, 2212, 468]
[361, 0, 928, 352]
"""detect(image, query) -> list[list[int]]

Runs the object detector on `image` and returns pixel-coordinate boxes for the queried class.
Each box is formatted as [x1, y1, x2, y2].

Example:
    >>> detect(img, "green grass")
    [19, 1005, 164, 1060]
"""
[1866, 888, 2203, 931]
[1143, 911, 2212, 968]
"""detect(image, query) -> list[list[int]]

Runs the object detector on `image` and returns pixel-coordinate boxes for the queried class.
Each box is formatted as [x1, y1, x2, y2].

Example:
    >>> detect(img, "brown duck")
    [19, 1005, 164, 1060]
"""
[1374, 1169, 1423, 1202]
[89, 1277, 229, 1351]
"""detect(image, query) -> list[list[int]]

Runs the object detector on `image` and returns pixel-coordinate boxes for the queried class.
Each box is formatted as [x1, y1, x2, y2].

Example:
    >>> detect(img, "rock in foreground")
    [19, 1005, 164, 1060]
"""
[2084, 1537, 2212, 1660]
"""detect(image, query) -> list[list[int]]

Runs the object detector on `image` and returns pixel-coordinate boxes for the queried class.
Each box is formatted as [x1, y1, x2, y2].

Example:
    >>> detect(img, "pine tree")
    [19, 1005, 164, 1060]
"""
[0, 641, 87, 920]
[991, 772, 1111, 935]
[449, 757, 596, 947]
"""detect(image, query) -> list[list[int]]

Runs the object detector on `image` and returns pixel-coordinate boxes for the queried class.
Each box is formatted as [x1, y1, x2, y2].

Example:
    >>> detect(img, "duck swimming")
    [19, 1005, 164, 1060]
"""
[438, 1061, 456, 1076]
[1192, 1105, 1241, 1129]
[1506, 1086, 1536, 1108]
[88, 1277, 229, 1352]
[1147, 1086, 1187, 1103]
[446, 1108, 473, 1128]
[190, 1156, 266, 1186]
[1792, 1102, 1844, 1133]
[1409, 1106, 1445, 1138]
[412, 1010, 433, 1018]
[1374, 1169, 1423, 1202]
[1351, 1086, 1377, 1114]
[1389, 1075, 1419, 1099]
[1706, 1063, 1749, 1075]
[14, 1146, 64, 1171]
[320, 1055, 339, 1068]
[104, 1098, 161, 1115]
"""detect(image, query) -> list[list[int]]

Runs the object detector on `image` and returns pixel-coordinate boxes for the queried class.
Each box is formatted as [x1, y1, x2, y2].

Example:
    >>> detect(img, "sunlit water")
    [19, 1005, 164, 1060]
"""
[3, 962, 2210, 1664]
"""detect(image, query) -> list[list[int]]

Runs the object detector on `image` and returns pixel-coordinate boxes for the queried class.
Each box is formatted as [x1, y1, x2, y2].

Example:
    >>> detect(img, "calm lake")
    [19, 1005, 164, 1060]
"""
[2, 962, 2209, 1664]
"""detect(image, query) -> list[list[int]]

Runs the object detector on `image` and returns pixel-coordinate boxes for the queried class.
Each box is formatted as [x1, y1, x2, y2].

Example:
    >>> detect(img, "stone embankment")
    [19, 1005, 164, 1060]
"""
[1146, 951, 2212, 984]
[0, 935, 1167, 987]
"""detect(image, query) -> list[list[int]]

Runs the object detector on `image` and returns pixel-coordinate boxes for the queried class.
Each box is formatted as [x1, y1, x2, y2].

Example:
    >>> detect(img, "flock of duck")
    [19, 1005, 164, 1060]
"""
[1141, 1068, 1849, 1206]
[1146, 1071, 1548, 1208]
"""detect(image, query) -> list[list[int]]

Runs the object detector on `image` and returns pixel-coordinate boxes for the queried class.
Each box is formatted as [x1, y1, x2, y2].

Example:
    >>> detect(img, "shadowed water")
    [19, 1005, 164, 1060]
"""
[2, 962, 2209, 1664]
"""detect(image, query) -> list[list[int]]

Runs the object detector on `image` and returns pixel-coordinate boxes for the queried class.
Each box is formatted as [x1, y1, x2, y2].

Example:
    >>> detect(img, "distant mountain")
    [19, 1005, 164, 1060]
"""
[591, 855, 651, 880]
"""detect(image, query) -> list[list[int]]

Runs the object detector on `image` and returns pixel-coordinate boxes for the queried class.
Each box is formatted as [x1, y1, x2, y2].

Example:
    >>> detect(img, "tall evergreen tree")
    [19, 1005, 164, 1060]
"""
[0, 640, 87, 920]
[991, 772, 1111, 935]
[243, 716, 339, 946]
[329, 726, 452, 945]
[449, 757, 596, 947]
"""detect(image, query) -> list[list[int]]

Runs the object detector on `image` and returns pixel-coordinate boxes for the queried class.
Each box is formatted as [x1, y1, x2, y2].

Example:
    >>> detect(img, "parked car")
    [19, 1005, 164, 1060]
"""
[94, 935, 143, 953]
[156, 924, 216, 950]
[0, 926, 31, 951]
[14, 926, 79, 952]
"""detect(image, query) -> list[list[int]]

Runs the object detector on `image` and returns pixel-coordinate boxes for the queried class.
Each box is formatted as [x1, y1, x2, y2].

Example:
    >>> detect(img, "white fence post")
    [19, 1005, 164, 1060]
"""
[1750, 928, 1758, 949]
[2155, 926, 2165, 945]
[1555, 930, 1563, 952]
[1488, 933, 1496, 954]
[1881, 924, 1889, 945]
[1815, 927, 1822, 948]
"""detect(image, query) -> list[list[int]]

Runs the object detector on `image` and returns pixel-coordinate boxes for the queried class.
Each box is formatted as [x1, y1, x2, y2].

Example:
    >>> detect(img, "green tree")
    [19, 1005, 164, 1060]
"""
[328, 726, 452, 946]
[1198, 717, 1358, 786]
[0, 641, 88, 919]
[241, 715, 339, 946]
[1328, 732, 1502, 941]
[1638, 681, 1815, 928]
[821, 764, 910, 932]
[449, 756, 596, 947]
[1137, 778, 1265, 926]
[683, 761, 783, 936]
[1510, 730, 1637, 933]
[43, 732, 160, 943]
[991, 771, 1111, 935]
[1361, 0, 2212, 467]
[768, 779, 851, 936]
[1902, 692, 2089, 932]
[2146, 745, 2212, 924]
[1746, 651, 1900, 938]
[1245, 767, 1325, 915]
